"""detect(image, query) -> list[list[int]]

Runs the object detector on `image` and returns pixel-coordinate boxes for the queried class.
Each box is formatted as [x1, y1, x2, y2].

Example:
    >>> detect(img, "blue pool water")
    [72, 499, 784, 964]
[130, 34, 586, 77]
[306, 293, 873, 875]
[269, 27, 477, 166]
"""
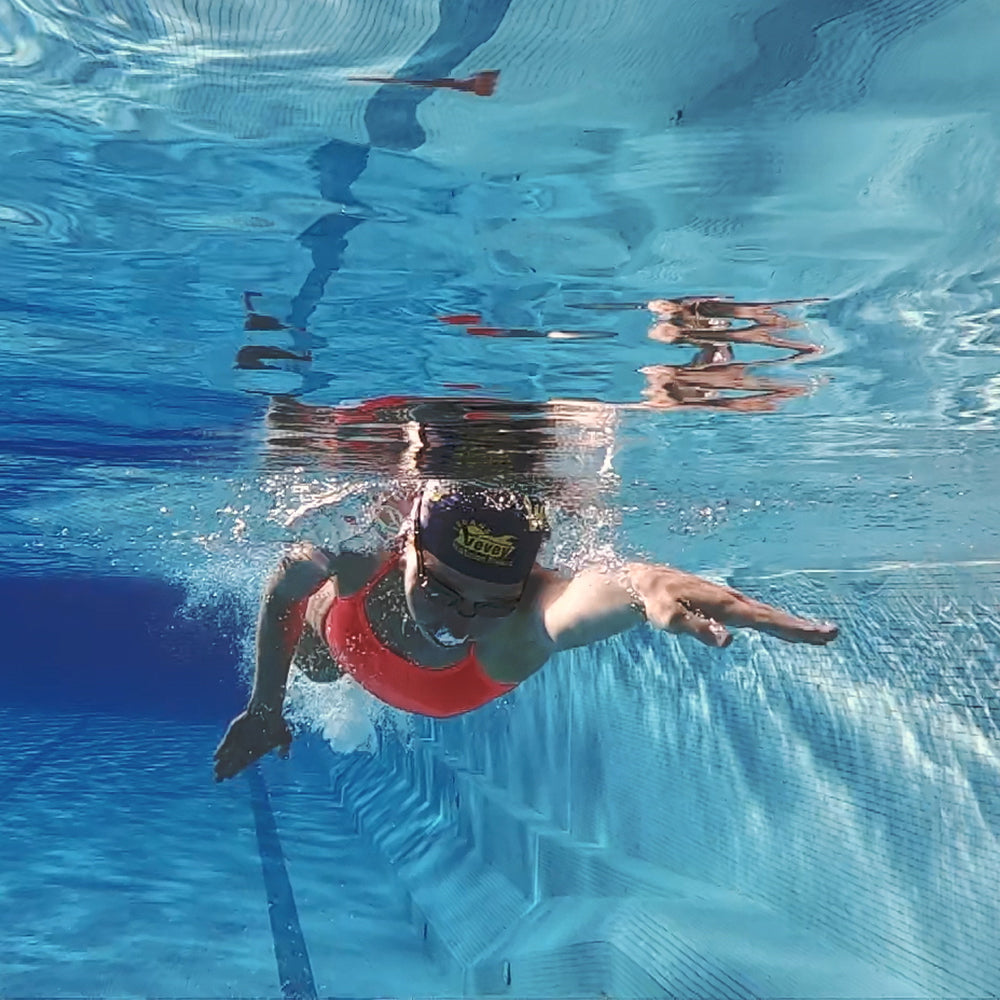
[2, 0, 1000, 997]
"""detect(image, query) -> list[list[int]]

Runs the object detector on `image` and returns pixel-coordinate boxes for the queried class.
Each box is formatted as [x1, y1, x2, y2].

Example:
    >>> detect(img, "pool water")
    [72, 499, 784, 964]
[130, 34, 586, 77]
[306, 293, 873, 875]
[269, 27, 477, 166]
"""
[2, 0, 999, 997]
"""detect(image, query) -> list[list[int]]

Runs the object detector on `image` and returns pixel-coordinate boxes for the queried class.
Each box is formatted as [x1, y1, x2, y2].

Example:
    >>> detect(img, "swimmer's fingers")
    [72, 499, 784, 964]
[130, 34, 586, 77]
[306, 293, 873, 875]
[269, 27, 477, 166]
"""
[213, 739, 265, 782]
[670, 602, 732, 648]
[212, 733, 289, 781]
[213, 710, 291, 782]
[698, 587, 838, 646]
[212, 732, 262, 782]
[747, 610, 839, 645]
[631, 566, 838, 649]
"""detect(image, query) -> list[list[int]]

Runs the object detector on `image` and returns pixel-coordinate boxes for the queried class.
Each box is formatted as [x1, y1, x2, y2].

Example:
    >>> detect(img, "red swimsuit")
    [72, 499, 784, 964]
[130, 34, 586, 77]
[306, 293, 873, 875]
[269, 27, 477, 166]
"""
[323, 553, 516, 717]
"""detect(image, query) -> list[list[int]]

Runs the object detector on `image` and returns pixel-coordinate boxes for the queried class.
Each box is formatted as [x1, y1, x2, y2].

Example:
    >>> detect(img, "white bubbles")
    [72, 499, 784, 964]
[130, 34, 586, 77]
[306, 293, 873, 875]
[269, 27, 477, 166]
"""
[284, 671, 378, 754]
[426, 624, 468, 648]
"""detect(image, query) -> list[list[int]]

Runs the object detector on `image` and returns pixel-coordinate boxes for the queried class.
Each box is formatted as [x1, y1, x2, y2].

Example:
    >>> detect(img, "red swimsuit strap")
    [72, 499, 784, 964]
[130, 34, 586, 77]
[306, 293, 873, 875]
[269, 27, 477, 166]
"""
[353, 549, 403, 601]
[335, 549, 475, 670]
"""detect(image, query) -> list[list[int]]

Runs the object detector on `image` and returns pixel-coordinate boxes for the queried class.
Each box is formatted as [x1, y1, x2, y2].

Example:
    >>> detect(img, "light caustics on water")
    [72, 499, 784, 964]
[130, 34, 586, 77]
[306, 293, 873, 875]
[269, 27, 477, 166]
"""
[1, 0, 1000, 997]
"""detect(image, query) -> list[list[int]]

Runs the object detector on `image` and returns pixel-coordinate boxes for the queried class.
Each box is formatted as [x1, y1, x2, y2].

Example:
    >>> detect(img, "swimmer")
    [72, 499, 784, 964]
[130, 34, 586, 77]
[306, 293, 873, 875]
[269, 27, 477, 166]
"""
[214, 481, 838, 781]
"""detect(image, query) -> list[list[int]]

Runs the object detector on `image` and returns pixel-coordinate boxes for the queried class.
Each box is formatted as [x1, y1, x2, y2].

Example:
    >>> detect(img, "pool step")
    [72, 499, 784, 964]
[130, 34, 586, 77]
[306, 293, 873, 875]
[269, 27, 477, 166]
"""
[331, 738, 933, 998]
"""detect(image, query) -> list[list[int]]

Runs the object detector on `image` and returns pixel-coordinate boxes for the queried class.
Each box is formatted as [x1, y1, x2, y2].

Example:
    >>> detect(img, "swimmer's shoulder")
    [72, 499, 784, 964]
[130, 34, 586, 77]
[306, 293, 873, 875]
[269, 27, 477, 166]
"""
[327, 547, 393, 596]
[526, 563, 572, 608]
[285, 539, 392, 599]
[299, 489, 410, 579]
[333, 491, 411, 594]
[477, 565, 567, 676]
[301, 545, 388, 629]
[366, 491, 412, 539]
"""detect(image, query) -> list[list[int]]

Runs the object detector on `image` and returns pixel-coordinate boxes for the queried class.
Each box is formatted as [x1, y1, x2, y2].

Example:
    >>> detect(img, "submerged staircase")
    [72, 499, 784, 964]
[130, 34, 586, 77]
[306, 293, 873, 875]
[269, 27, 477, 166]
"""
[328, 731, 931, 999]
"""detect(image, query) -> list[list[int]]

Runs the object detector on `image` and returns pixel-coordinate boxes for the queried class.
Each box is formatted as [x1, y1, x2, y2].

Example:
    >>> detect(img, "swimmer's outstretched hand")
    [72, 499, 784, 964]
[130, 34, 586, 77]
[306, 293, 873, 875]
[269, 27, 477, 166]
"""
[213, 704, 292, 782]
[629, 564, 838, 648]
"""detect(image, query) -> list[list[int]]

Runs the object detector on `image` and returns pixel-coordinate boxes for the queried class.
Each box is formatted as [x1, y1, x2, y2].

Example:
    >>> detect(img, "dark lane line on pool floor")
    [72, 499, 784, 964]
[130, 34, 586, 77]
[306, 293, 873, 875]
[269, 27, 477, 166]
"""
[246, 765, 319, 1000]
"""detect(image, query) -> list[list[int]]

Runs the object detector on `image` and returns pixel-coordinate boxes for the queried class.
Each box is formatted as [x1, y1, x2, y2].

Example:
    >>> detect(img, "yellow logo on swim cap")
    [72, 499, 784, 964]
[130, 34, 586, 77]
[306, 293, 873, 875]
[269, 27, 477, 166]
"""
[523, 496, 548, 534]
[453, 521, 517, 566]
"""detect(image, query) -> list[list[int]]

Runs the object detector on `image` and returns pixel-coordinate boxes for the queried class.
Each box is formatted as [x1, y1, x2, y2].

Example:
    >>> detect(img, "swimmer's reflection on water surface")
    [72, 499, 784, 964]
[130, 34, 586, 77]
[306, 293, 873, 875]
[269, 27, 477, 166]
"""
[261, 393, 618, 504]
[638, 342, 817, 412]
[438, 294, 824, 353]
[645, 296, 825, 355]
[214, 293, 835, 782]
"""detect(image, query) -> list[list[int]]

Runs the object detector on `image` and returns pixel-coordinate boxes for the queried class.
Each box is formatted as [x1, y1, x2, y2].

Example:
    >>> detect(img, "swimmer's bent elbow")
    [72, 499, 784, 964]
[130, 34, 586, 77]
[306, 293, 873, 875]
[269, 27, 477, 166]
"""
[267, 545, 333, 605]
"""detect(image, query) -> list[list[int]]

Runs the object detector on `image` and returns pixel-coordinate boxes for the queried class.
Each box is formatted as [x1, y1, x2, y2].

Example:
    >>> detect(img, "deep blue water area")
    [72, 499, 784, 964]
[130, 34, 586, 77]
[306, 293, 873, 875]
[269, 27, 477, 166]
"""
[0, 576, 246, 722]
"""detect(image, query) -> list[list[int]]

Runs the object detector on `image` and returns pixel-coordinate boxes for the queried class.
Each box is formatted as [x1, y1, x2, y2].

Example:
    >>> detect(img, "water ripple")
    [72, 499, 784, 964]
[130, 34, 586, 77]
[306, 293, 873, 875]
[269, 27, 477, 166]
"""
[0, 0, 438, 139]
[0, 200, 43, 227]
[0, 195, 75, 242]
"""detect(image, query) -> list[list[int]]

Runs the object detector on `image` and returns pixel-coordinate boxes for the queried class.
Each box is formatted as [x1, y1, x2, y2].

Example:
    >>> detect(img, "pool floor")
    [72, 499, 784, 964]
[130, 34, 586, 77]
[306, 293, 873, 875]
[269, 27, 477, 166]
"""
[1, 701, 949, 999]
[0, 708, 452, 999]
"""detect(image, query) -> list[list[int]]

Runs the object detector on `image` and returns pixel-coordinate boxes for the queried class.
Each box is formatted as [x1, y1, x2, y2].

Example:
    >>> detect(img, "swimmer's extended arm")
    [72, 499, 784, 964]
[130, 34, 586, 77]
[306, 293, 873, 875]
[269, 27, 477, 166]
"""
[541, 562, 837, 652]
[213, 544, 332, 782]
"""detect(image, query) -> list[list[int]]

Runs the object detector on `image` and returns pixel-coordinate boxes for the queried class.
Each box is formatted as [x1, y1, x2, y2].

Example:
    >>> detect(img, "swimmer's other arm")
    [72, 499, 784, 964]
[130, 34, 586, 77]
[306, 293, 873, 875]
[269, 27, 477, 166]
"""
[533, 561, 838, 659]
[214, 543, 338, 782]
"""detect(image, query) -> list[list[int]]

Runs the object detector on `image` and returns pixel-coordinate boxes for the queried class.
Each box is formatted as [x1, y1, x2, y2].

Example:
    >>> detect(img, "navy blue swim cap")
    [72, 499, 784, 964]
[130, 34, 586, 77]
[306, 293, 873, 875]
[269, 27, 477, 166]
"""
[417, 481, 549, 585]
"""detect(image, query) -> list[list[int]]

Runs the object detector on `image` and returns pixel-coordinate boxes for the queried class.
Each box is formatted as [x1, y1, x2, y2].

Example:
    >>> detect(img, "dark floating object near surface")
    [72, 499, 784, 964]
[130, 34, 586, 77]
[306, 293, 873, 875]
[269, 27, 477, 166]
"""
[235, 345, 312, 370]
[348, 70, 500, 97]
[244, 313, 288, 331]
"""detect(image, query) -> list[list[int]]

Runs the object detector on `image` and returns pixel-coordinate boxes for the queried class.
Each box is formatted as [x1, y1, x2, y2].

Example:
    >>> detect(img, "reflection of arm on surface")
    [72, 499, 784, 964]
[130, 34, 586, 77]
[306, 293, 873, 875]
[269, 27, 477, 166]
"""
[703, 323, 819, 353]
[647, 318, 821, 354]
[638, 362, 811, 412]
